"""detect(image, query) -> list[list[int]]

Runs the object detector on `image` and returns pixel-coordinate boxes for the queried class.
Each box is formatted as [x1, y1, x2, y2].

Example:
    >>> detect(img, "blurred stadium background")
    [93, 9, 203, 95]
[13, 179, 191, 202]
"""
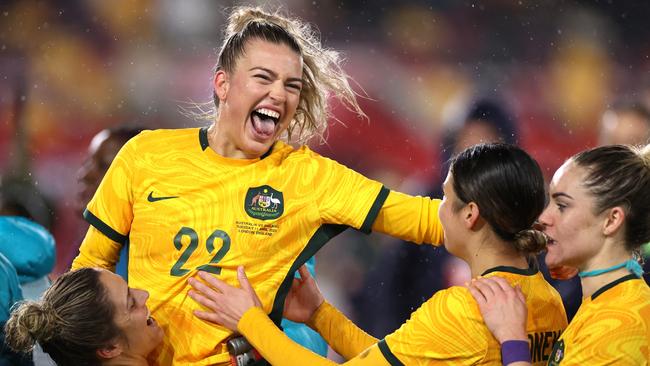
[1, 0, 649, 338]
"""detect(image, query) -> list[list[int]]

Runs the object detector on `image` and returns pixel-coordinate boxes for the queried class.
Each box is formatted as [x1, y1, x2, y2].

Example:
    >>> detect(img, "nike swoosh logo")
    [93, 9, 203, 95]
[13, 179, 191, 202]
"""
[147, 192, 179, 202]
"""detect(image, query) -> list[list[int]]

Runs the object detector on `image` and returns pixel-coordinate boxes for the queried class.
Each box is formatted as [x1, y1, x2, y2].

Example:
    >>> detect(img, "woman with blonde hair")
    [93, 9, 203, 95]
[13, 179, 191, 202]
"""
[72, 6, 451, 365]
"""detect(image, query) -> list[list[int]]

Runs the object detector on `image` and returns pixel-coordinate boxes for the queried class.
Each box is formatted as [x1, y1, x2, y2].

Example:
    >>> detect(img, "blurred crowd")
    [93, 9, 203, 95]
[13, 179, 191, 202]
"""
[1, 0, 650, 360]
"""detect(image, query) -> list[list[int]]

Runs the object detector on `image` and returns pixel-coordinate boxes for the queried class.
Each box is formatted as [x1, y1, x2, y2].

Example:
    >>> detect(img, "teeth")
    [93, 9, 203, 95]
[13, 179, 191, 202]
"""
[255, 108, 280, 119]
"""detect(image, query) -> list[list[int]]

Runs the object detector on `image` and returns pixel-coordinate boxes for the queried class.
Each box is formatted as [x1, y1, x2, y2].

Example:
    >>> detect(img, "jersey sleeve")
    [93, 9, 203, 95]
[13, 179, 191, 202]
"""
[239, 307, 390, 366]
[372, 191, 444, 245]
[383, 287, 488, 364]
[308, 301, 378, 359]
[71, 226, 122, 271]
[313, 154, 385, 232]
[73, 137, 138, 270]
[312, 153, 443, 245]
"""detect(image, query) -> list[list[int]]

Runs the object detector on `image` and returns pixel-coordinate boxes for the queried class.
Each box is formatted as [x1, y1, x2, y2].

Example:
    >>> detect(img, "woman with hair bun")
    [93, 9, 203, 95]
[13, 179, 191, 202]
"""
[187, 143, 568, 365]
[5, 268, 163, 366]
[470, 144, 650, 365]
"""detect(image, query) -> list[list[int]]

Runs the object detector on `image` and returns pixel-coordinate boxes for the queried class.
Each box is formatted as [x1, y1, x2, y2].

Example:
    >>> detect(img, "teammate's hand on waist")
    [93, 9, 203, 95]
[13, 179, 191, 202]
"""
[283, 265, 324, 324]
[188, 266, 262, 331]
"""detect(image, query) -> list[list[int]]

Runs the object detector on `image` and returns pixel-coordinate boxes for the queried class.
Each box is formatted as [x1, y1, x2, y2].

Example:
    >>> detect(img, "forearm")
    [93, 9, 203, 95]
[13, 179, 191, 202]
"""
[371, 191, 444, 245]
[308, 301, 378, 360]
[238, 307, 339, 366]
[71, 226, 122, 271]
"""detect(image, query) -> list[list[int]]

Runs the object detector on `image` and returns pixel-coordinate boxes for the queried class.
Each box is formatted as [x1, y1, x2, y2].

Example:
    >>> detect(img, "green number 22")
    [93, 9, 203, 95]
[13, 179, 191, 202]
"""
[170, 227, 231, 277]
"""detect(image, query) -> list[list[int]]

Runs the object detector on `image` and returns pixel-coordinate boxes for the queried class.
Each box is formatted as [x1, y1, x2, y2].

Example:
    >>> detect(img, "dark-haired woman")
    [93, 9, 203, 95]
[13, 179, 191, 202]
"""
[470, 144, 650, 365]
[5, 268, 163, 366]
[188, 143, 568, 365]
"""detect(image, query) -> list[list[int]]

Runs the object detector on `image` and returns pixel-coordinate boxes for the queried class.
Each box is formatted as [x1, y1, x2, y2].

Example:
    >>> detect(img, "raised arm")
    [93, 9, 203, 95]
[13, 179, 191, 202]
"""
[371, 191, 444, 245]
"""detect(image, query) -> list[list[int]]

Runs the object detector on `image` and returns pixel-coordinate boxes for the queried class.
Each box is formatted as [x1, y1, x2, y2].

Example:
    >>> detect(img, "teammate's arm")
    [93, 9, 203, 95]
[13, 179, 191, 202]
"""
[71, 226, 123, 271]
[308, 302, 378, 359]
[371, 191, 444, 245]
[71, 136, 138, 272]
[313, 154, 444, 245]
[239, 307, 390, 366]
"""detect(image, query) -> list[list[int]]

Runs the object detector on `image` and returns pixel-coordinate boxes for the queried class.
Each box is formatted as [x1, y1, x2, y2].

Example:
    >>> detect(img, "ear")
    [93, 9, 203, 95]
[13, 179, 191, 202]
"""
[602, 206, 625, 236]
[97, 343, 122, 360]
[463, 202, 481, 229]
[214, 70, 229, 102]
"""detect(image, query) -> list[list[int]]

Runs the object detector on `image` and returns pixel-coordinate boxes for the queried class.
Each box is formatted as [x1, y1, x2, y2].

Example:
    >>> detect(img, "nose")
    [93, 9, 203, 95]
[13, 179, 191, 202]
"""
[269, 81, 287, 103]
[134, 288, 150, 305]
[538, 206, 552, 227]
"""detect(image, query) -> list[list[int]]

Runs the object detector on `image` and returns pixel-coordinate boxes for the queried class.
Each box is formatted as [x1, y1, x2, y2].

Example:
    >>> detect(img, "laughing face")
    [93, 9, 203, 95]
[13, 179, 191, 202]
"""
[99, 270, 164, 359]
[539, 161, 607, 270]
[213, 38, 303, 159]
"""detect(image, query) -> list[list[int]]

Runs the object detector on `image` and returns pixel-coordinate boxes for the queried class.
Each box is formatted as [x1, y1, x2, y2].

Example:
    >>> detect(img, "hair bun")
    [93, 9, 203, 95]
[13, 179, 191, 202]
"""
[4, 301, 57, 353]
[513, 229, 547, 254]
[227, 7, 288, 36]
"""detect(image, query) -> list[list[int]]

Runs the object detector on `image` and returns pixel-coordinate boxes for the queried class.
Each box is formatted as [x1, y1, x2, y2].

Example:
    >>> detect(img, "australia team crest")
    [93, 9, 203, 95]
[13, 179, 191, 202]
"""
[245, 185, 284, 220]
[548, 339, 564, 365]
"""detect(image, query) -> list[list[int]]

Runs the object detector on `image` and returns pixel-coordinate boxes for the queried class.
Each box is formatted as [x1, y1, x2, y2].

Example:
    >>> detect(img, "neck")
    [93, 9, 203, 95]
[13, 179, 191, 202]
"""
[465, 235, 529, 278]
[208, 122, 256, 160]
[579, 237, 633, 298]
[579, 267, 632, 298]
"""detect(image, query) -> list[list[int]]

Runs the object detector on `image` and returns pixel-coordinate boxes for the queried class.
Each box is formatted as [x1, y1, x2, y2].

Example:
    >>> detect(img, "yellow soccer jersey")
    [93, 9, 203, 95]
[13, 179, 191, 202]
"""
[547, 275, 650, 366]
[72, 127, 444, 366]
[232, 266, 567, 366]
[382, 266, 567, 365]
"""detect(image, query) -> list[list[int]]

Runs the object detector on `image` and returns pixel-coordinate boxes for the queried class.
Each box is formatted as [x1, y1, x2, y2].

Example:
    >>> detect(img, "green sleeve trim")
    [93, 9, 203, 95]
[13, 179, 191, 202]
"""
[199, 126, 210, 151]
[83, 209, 128, 245]
[378, 339, 404, 366]
[268, 224, 348, 325]
[359, 186, 390, 234]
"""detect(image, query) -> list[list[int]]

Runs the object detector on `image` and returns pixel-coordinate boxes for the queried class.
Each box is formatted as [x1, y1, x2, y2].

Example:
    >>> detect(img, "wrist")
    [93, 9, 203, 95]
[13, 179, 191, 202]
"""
[497, 331, 527, 344]
[501, 340, 531, 366]
[306, 300, 328, 329]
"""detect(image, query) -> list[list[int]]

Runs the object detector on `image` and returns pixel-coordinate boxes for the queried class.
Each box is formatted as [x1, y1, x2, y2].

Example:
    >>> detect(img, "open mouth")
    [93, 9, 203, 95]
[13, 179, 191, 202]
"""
[146, 309, 157, 326]
[250, 108, 280, 138]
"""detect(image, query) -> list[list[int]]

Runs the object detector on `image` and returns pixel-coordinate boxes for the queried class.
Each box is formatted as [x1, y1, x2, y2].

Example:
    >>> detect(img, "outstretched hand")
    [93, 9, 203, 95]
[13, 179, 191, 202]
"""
[467, 276, 528, 344]
[188, 266, 262, 331]
[283, 265, 324, 323]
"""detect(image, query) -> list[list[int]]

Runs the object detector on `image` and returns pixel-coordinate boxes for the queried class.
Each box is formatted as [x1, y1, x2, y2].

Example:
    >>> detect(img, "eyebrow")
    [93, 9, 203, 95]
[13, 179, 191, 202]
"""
[249, 67, 303, 84]
[551, 192, 574, 200]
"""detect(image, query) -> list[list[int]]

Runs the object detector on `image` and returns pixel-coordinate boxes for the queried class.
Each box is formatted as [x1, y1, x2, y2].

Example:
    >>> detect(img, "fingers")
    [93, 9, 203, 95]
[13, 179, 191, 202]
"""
[236, 266, 263, 307]
[467, 283, 488, 306]
[297, 265, 312, 281]
[490, 276, 518, 297]
[188, 276, 225, 303]
[470, 278, 497, 300]
[188, 288, 220, 311]
[193, 309, 224, 325]
[237, 266, 254, 295]
[197, 271, 233, 294]
[514, 285, 526, 304]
